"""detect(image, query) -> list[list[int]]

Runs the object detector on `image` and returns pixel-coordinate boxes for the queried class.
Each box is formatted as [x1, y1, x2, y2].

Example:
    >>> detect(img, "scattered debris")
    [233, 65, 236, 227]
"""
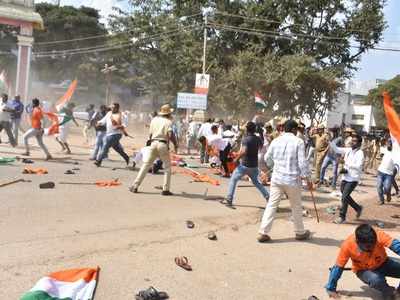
[325, 206, 337, 215]
[307, 296, 319, 300]
[154, 185, 163, 190]
[376, 221, 385, 228]
[186, 220, 195, 229]
[288, 268, 292, 273]
[21, 158, 34, 164]
[135, 286, 169, 300]
[0, 178, 32, 188]
[0, 157, 16, 164]
[207, 231, 217, 241]
[231, 224, 239, 231]
[59, 179, 121, 187]
[174, 256, 192, 271]
[39, 182, 55, 189]
[391, 215, 400, 219]
[23, 167, 48, 174]
[64, 170, 75, 175]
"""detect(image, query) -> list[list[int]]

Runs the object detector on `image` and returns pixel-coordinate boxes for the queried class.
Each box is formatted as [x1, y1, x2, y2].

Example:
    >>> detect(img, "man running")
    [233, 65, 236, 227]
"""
[221, 121, 269, 208]
[55, 102, 79, 154]
[258, 120, 311, 242]
[330, 134, 364, 224]
[94, 103, 130, 167]
[22, 98, 52, 160]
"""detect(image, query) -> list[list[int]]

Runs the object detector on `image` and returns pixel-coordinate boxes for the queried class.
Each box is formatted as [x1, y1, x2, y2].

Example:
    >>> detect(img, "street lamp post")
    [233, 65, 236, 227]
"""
[101, 64, 117, 106]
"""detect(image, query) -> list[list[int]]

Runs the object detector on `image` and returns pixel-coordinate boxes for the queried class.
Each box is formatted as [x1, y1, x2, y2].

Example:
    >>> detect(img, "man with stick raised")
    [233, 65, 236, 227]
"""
[258, 120, 312, 242]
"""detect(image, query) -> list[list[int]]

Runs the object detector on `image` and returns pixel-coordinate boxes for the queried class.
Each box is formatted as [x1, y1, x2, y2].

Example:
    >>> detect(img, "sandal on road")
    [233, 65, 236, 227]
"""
[135, 286, 169, 300]
[186, 220, 195, 229]
[207, 231, 217, 241]
[175, 256, 192, 271]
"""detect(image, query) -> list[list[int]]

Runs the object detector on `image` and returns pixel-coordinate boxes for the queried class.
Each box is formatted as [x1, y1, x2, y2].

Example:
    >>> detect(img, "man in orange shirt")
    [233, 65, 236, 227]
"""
[326, 224, 400, 299]
[22, 98, 52, 160]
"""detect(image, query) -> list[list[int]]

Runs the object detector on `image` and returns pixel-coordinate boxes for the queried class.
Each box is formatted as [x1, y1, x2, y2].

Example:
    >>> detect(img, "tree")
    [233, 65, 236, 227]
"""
[108, 0, 386, 118]
[366, 75, 400, 127]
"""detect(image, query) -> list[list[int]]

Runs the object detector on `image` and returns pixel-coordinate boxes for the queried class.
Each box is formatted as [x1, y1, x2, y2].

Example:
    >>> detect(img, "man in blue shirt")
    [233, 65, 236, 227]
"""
[221, 121, 269, 208]
[9, 95, 24, 145]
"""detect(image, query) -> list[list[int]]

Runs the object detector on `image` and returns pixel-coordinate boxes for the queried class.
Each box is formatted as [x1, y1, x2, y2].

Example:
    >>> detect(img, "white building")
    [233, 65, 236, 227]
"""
[326, 79, 383, 132]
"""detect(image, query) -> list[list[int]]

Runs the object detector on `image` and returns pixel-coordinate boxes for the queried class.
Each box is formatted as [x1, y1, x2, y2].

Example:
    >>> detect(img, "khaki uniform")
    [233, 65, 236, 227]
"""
[311, 133, 330, 181]
[368, 140, 380, 170]
[133, 116, 173, 191]
[362, 139, 373, 171]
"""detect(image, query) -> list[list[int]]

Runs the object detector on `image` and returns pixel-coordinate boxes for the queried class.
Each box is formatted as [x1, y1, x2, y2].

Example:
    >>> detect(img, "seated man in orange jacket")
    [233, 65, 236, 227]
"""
[326, 224, 400, 299]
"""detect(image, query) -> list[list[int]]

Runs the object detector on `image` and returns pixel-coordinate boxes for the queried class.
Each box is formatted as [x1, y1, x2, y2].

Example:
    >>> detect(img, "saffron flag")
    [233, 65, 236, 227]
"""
[383, 91, 400, 164]
[55, 79, 78, 111]
[44, 112, 60, 135]
[255, 92, 266, 109]
[20, 267, 99, 300]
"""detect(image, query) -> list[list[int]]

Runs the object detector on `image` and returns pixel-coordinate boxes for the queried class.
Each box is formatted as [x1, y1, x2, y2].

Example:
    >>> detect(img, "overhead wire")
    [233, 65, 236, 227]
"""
[207, 22, 400, 52]
[34, 24, 200, 58]
[34, 12, 203, 47]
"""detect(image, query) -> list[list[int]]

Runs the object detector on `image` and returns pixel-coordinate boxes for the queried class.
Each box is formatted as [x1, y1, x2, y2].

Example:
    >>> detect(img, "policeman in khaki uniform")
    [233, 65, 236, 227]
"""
[311, 124, 330, 184]
[130, 104, 177, 196]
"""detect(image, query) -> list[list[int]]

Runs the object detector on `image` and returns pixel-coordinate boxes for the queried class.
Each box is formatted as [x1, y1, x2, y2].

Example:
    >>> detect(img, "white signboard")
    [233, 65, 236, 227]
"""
[177, 92, 207, 110]
[195, 73, 210, 89]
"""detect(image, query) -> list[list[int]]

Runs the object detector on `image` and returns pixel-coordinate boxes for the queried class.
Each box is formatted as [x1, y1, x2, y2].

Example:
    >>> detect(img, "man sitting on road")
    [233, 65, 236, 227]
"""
[326, 224, 400, 299]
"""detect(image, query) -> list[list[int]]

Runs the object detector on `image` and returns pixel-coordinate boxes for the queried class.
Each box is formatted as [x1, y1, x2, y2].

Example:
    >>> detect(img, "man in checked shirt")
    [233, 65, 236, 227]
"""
[258, 120, 312, 242]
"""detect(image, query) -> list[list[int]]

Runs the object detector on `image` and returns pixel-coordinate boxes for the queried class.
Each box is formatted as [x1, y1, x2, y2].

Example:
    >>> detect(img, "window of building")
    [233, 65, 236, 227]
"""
[352, 114, 364, 120]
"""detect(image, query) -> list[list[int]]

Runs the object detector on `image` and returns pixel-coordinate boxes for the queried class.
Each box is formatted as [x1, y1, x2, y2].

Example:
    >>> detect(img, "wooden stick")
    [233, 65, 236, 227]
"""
[59, 182, 96, 185]
[0, 179, 31, 188]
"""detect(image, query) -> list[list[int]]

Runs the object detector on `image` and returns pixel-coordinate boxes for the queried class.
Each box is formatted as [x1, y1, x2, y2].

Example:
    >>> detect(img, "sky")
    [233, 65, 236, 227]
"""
[35, 0, 400, 82]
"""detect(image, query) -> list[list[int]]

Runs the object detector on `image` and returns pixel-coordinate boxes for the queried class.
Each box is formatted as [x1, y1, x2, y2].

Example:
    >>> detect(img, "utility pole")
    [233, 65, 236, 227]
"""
[202, 14, 207, 75]
[101, 64, 117, 106]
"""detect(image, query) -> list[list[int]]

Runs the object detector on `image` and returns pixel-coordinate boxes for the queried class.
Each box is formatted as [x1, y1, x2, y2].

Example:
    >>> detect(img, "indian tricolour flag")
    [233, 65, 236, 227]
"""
[255, 92, 266, 109]
[383, 91, 400, 165]
[21, 267, 99, 300]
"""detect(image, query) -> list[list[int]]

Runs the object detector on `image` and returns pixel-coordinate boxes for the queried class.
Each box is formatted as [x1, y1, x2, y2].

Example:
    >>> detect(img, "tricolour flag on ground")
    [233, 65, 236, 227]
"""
[55, 79, 78, 111]
[21, 267, 99, 300]
[254, 92, 266, 109]
[383, 91, 400, 165]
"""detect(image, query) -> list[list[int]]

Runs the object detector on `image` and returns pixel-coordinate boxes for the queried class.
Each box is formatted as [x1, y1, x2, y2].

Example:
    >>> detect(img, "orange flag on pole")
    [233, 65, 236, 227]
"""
[383, 91, 400, 143]
[383, 91, 400, 165]
[55, 79, 78, 111]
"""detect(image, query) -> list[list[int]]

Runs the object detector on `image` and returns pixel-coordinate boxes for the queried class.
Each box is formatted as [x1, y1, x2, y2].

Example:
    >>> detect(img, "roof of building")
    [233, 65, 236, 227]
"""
[0, 3, 43, 30]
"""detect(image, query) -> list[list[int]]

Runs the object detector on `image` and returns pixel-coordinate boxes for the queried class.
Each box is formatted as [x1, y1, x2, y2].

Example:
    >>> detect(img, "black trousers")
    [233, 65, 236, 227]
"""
[339, 180, 361, 219]
[219, 143, 232, 174]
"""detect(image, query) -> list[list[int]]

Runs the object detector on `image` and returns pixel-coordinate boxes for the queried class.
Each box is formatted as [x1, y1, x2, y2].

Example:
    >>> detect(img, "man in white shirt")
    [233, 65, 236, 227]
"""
[330, 134, 364, 224]
[377, 140, 395, 205]
[94, 103, 130, 167]
[198, 119, 213, 164]
[207, 125, 231, 177]
[0, 93, 17, 147]
[258, 120, 312, 242]
[186, 119, 200, 155]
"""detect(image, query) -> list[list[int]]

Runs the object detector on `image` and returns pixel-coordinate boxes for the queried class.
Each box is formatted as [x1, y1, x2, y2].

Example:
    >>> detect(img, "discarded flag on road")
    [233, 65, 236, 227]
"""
[254, 92, 266, 109]
[20, 267, 99, 300]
